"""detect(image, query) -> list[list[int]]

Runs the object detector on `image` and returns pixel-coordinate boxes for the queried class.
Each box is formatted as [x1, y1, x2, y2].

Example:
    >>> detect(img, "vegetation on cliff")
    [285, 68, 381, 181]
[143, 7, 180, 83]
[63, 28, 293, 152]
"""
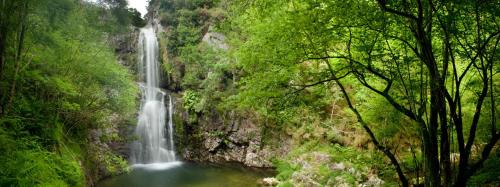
[0, 0, 498, 186]
[0, 0, 144, 186]
[155, 0, 499, 186]
[224, 1, 499, 186]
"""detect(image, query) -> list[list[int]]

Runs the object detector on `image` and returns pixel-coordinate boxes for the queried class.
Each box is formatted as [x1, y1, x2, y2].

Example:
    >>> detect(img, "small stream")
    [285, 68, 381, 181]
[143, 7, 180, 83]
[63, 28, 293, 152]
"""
[96, 162, 273, 187]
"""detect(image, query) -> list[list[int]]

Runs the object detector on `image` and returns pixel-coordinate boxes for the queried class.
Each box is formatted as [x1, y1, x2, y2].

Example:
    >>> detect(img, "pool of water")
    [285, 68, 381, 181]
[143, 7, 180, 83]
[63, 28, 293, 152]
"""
[96, 162, 274, 187]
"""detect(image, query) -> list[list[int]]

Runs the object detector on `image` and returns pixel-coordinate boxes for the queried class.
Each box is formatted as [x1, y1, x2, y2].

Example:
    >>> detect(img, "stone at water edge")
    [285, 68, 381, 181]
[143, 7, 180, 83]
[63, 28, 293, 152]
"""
[260, 177, 279, 186]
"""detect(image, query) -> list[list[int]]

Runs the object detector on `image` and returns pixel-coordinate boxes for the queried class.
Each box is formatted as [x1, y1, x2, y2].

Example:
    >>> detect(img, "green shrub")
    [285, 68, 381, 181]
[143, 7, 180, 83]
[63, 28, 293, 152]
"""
[274, 160, 300, 181]
[0, 137, 84, 187]
[468, 152, 500, 186]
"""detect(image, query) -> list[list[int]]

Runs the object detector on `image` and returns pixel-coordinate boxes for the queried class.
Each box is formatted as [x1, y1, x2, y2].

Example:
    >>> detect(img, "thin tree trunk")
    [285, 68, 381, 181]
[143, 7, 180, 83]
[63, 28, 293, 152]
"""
[420, 39, 442, 187]
[414, 7, 442, 185]
[440, 30, 452, 187]
[439, 88, 451, 187]
[5, 59, 20, 113]
[322, 57, 409, 186]
[0, 0, 7, 85]
[334, 77, 409, 187]
[5, 0, 28, 113]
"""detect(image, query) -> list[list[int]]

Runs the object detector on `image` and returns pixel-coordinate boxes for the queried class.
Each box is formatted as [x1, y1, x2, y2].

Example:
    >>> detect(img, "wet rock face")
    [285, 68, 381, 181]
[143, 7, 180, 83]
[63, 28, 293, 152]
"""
[177, 108, 284, 168]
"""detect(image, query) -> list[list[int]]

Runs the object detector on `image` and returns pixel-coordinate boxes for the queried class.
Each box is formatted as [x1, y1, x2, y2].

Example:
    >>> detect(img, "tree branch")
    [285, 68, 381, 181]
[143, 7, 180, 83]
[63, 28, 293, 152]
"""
[288, 71, 351, 95]
[376, 0, 418, 21]
[333, 74, 409, 187]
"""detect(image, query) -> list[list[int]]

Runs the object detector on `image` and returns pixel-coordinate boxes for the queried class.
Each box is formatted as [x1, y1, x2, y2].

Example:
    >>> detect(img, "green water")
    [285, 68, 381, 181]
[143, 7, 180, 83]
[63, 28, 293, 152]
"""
[97, 162, 273, 187]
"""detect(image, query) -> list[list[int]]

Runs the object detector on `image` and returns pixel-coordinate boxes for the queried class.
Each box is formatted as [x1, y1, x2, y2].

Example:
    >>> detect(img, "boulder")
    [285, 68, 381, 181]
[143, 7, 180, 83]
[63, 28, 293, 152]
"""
[261, 177, 279, 186]
[359, 175, 385, 187]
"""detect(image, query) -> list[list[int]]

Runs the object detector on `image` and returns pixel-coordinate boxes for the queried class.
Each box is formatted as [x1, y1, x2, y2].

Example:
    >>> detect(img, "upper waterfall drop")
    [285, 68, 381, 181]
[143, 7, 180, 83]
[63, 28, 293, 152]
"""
[131, 26, 176, 164]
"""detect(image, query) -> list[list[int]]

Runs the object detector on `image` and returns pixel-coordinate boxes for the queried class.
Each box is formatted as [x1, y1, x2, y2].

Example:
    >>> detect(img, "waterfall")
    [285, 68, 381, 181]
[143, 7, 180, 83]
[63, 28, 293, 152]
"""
[131, 26, 176, 164]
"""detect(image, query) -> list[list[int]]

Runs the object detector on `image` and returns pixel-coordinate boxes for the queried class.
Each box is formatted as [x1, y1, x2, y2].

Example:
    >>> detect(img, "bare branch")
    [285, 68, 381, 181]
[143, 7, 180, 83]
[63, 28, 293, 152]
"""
[288, 71, 351, 95]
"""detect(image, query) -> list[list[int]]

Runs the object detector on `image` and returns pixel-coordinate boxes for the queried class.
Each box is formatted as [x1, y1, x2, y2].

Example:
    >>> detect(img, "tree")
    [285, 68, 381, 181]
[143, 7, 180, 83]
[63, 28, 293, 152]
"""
[0, 0, 139, 185]
[129, 8, 147, 28]
[0, 0, 31, 112]
[231, 0, 499, 186]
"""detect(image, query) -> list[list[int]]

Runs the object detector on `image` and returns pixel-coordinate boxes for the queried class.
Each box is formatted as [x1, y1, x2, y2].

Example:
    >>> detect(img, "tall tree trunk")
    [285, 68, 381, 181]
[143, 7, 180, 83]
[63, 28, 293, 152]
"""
[419, 38, 442, 187]
[0, 0, 7, 86]
[0, 0, 9, 114]
[439, 86, 451, 187]
[0, 31, 4, 82]
[412, 5, 442, 183]
[5, 0, 28, 113]
[440, 32, 452, 187]
[413, 30, 441, 187]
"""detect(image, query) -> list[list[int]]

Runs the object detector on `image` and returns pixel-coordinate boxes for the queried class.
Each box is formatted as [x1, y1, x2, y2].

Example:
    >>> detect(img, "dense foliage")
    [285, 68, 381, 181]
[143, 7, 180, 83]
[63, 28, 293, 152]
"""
[0, 0, 143, 186]
[155, 0, 499, 186]
[151, 0, 234, 121]
[0, 0, 497, 186]
[223, 0, 499, 186]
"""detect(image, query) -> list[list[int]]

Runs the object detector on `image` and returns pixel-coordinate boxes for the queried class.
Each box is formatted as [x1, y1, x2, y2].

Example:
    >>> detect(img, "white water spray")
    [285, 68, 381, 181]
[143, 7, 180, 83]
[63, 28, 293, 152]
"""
[131, 26, 176, 164]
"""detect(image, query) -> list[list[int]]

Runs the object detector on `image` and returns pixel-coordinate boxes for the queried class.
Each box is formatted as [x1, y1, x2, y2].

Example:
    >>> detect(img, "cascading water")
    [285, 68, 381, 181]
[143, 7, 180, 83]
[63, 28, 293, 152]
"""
[131, 26, 176, 165]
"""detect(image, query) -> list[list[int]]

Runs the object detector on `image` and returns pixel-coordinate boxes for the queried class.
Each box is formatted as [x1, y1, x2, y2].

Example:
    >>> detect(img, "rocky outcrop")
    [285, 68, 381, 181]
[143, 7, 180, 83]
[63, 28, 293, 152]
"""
[85, 113, 134, 185]
[176, 106, 289, 168]
[202, 26, 228, 50]
[278, 151, 385, 187]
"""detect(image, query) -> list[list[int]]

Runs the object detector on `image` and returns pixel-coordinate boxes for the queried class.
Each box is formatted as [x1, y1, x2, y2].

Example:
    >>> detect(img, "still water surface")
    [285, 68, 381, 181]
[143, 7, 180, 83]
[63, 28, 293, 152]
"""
[97, 162, 273, 187]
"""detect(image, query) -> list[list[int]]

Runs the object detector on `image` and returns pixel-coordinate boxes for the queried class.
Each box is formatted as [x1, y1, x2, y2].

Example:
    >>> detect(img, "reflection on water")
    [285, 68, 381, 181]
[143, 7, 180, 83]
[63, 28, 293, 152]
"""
[97, 162, 273, 187]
